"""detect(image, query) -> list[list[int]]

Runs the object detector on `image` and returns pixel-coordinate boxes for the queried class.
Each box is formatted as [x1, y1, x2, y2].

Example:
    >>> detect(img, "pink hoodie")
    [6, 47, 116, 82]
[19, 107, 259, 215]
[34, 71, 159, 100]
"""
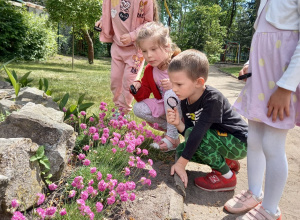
[100, 0, 154, 47]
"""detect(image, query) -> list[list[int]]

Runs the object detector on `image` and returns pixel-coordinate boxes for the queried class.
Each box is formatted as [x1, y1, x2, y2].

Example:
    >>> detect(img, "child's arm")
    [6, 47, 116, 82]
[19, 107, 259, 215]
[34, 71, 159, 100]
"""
[166, 108, 185, 133]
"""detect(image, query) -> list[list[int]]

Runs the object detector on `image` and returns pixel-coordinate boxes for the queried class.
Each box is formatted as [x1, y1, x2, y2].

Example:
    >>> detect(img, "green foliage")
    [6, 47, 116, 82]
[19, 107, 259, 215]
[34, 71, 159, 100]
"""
[0, 0, 57, 61]
[173, 4, 226, 63]
[3, 66, 21, 97]
[30, 145, 52, 185]
[56, 93, 94, 120]
[38, 78, 52, 95]
[4, 70, 33, 87]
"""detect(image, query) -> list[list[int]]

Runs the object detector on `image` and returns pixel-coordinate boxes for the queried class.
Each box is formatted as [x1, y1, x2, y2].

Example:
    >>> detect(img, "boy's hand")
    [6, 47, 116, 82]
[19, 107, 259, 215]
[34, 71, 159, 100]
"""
[167, 107, 180, 126]
[239, 64, 249, 82]
[132, 81, 141, 91]
[171, 157, 188, 188]
[95, 20, 102, 29]
[120, 34, 131, 45]
[161, 78, 172, 91]
[267, 87, 292, 122]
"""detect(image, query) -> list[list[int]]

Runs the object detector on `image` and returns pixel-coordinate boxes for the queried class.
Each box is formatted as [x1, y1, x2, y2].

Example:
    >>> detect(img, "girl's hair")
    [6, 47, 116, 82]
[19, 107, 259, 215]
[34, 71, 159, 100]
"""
[136, 22, 181, 58]
[152, 0, 160, 22]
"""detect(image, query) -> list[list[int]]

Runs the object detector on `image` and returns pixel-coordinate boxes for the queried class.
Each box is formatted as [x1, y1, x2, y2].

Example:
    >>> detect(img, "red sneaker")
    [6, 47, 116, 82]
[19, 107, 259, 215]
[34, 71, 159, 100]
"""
[226, 158, 240, 172]
[194, 170, 236, 192]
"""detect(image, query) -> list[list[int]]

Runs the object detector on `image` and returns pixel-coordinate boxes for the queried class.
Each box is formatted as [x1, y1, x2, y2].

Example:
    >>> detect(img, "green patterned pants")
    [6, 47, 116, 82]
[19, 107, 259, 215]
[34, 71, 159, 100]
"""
[177, 127, 247, 174]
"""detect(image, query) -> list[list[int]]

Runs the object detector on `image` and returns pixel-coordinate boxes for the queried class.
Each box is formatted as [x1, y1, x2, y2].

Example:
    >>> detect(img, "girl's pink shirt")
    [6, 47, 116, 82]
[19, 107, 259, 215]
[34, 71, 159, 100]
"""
[100, 0, 154, 47]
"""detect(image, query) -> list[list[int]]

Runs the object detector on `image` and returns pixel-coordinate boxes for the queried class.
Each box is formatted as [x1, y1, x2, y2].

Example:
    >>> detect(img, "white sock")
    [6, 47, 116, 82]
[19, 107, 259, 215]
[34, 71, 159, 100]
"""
[222, 170, 233, 179]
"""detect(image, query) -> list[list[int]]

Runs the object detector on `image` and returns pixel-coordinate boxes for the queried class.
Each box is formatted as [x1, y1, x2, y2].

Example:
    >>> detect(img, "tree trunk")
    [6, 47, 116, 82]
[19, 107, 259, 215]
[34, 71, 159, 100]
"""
[227, 0, 236, 34]
[72, 24, 74, 70]
[83, 29, 94, 64]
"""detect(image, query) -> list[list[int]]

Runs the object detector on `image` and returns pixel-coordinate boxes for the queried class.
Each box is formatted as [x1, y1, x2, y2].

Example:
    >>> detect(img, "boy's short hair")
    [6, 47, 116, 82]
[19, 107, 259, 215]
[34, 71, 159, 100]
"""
[168, 49, 209, 81]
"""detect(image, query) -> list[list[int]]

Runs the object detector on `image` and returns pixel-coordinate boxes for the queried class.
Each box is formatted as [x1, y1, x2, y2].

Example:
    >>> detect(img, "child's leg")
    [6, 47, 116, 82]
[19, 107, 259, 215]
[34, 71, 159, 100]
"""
[163, 89, 182, 139]
[177, 128, 247, 174]
[247, 120, 265, 197]
[261, 123, 288, 214]
[133, 101, 167, 130]
[110, 43, 126, 107]
[116, 46, 144, 114]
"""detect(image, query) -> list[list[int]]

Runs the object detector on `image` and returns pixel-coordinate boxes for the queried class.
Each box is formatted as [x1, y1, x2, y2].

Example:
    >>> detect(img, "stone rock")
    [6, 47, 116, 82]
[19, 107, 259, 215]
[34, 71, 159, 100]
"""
[0, 103, 76, 181]
[0, 81, 12, 89]
[0, 138, 43, 217]
[0, 99, 22, 114]
[15, 87, 59, 110]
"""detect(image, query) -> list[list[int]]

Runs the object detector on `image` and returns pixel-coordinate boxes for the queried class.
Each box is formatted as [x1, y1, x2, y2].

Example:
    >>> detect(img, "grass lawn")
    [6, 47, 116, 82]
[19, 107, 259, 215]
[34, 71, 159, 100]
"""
[219, 66, 241, 77]
[1, 55, 122, 115]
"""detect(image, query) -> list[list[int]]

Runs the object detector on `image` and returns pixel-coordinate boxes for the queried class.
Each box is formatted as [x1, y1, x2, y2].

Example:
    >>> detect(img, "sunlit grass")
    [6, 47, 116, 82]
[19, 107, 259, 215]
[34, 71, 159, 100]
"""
[219, 66, 241, 77]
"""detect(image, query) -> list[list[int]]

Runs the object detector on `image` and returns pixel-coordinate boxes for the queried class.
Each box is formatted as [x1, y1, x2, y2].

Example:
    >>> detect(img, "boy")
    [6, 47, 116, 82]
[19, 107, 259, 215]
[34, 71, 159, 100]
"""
[166, 49, 248, 191]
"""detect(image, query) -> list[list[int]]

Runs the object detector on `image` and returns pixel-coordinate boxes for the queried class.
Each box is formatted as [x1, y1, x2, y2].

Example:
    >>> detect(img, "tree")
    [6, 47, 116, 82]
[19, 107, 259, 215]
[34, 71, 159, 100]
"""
[46, 0, 102, 65]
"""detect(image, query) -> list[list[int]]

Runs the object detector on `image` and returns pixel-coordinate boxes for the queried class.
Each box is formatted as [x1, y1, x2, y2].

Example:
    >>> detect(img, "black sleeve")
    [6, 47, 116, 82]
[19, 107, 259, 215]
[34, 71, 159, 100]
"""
[181, 99, 223, 161]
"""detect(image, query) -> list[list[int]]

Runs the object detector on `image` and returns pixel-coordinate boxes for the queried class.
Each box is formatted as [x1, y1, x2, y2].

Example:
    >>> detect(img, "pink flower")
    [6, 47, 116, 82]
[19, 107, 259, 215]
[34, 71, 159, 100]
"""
[36, 193, 45, 205]
[109, 190, 116, 197]
[103, 127, 109, 133]
[142, 149, 148, 155]
[80, 123, 87, 129]
[128, 160, 135, 167]
[129, 192, 136, 201]
[69, 190, 76, 198]
[96, 202, 103, 212]
[62, 107, 67, 112]
[98, 180, 107, 191]
[76, 199, 85, 207]
[149, 169, 157, 178]
[83, 145, 90, 151]
[126, 181, 136, 191]
[88, 179, 94, 186]
[48, 183, 58, 191]
[153, 123, 159, 129]
[112, 148, 117, 154]
[124, 167, 130, 176]
[60, 208, 67, 216]
[145, 179, 151, 186]
[87, 186, 94, 194]
[142, 121, 147, 126]
[80, 191, 89, 201]
[107, 196, 115, 205]
[106, 174, 112, 181]
[120, 192, 128, 202]
[148, 159, 153, 166]
[140, 177, 146, 184]
[97, 172, 102, 180]
[116, 183, 126, 194]
[118, 141, 125, 148]
[45, 206, 57, 217]
[136, 148, 141, 155]
[93, 133, 99, 141]
[100, 137, 107, 144]
[12, 211, 26, 220]
[78, 153, 85, 160]
[83, 159, 91, 166]
[89, 117, 94, 122]
[137, 160, 146, 169]
[80, 111, 86, 116]
[89, 126, 97, 134]
[90, 167, 97, 173]
[36, 208, 46, 219]
[11, 199, 19, 208]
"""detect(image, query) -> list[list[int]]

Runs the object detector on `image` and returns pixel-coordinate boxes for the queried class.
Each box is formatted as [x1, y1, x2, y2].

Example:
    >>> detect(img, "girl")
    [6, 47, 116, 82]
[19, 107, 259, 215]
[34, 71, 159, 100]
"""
[95, 0, 159, 114]
[130, 22, 182, 152]
[224, 0, 300, 219]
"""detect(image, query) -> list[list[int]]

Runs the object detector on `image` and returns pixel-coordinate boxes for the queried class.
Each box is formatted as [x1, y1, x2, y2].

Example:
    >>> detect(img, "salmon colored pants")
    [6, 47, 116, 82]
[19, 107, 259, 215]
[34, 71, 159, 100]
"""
[110, 43, 144, 114]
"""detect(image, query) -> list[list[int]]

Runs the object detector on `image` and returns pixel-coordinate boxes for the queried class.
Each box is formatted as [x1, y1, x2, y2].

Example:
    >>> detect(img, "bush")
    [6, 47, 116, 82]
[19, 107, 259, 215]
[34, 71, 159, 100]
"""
[0, 0, 57, 61]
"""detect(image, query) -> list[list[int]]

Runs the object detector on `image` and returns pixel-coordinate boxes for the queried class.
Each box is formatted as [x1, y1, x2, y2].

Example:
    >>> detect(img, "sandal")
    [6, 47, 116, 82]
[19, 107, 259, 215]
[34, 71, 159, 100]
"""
[236, 204, 282, 220]
[224, 190, 263, 214]
[150, 135, 180, 152]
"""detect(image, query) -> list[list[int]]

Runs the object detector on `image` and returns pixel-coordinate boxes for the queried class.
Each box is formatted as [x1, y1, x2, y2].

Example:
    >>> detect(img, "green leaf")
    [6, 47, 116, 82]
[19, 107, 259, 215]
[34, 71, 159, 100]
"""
[4, 66, 21, 97]
[59, 93, 69, 111]
[19, 71, 31, 82]
[43, 78, 49, 92]
[69, 104, 77, 113]
[46, 90, 52, 96]
[40, 155, 51, 170]
[45, 174, 53, 179]
[77, 94, 85, 105]
[35, 146, 45, 159]
[30, 155, 39, 161]
[39, 79, 43, 90]
[78, 103, 94, 112]
[53, 96, 61, 102]
[12, 70, 18, 81]
[45, 179, 52, 185]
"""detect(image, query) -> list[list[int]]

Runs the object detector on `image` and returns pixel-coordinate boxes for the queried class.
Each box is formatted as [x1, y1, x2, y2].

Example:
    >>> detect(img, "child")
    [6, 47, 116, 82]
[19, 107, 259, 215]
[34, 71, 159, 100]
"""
[224, 0, 300, 219]
[166, 49, 248, 191]
[95, 0, 159, 114]
[130, 22, 181, 151]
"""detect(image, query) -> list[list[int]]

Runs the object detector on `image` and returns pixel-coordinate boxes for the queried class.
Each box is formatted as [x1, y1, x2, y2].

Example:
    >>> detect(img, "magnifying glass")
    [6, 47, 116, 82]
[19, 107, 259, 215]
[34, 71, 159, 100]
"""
[167, 96, 178, 109]
[94, 26, 102, 32]
[130, 85, 137, 95]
